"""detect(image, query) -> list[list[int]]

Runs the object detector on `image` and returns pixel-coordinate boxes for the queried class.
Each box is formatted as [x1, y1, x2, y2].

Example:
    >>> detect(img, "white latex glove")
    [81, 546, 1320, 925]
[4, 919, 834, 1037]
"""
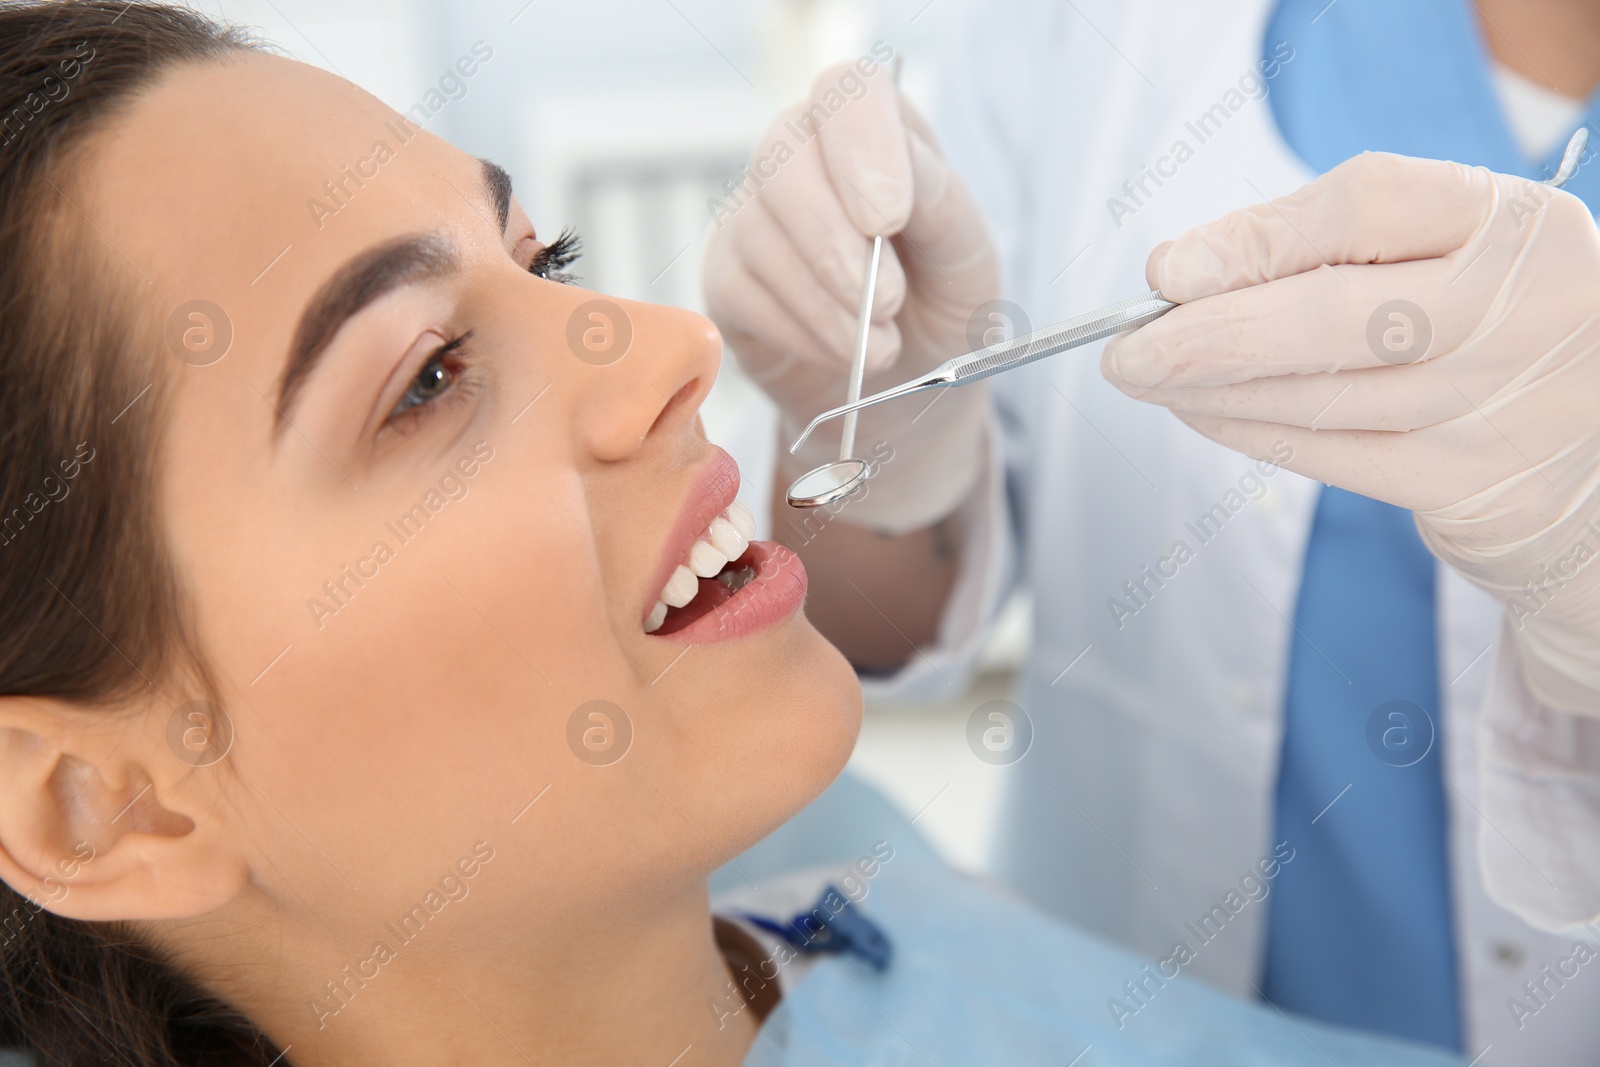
[702, 59, 1002, 533]
[1101, 152, 1600, 714]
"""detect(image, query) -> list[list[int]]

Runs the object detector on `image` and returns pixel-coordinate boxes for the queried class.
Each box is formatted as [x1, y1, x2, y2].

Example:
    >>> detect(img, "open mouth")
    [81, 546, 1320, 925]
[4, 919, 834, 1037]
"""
[646, 539, 804, 642]
[644, 499, 758, 635]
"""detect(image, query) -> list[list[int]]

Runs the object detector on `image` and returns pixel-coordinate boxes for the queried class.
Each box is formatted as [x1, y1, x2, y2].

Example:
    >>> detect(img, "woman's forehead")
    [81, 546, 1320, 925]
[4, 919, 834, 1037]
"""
[80, 52, 481, 390]
[86, 53, 462, 279]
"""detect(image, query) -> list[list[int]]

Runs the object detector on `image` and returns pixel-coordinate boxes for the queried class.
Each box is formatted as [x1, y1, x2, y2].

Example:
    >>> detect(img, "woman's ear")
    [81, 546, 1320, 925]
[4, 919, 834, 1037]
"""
[0, 694, 249, 922]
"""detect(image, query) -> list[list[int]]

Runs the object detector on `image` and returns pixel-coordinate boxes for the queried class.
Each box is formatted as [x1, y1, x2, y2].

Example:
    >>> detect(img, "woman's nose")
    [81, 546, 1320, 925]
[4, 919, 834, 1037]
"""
[564, 296, 722, 462]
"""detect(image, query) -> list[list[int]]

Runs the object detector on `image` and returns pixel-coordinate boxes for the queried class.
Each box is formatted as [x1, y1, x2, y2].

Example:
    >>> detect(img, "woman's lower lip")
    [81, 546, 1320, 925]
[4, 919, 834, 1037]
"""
[652, 541, 806, 644]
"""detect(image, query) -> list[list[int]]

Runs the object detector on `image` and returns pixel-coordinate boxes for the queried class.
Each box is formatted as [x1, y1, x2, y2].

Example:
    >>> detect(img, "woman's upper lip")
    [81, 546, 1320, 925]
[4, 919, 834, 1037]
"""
[644, 446, 741, 625]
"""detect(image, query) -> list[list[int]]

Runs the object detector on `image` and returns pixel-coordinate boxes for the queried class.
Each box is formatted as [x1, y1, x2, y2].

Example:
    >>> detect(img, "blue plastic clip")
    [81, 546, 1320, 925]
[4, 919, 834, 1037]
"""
[738, 884, 893, 972]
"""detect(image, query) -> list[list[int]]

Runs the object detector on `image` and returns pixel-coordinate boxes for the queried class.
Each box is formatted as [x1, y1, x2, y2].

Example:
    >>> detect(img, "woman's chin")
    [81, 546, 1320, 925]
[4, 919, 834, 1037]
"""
[736, 623, 864, 852]
[660, 619, 860, 877]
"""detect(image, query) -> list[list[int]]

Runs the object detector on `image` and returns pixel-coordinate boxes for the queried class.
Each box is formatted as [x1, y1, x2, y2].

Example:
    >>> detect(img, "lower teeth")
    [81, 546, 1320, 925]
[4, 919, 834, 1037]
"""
[715, 560, 756, 594]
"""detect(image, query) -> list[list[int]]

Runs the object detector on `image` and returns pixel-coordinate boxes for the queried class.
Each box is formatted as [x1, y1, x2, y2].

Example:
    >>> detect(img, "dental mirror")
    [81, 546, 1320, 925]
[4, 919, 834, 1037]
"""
[786, 58, 900, 511]
[786, 458, 869, 508]
[784, 233, 881, 509]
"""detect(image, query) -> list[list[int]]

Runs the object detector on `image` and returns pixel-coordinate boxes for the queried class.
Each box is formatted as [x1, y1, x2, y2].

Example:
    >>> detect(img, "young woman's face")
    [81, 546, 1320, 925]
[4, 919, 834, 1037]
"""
[79, 52, 860, 939]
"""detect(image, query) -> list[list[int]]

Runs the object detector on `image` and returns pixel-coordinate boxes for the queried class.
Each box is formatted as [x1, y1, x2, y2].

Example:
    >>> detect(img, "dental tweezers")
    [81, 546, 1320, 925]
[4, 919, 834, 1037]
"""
[788, 289, 1176, 454]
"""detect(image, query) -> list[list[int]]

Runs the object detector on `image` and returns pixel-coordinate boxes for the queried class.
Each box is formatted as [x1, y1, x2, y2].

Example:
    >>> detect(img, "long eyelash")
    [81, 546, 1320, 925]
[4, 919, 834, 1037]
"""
[529, 226, 582, 284]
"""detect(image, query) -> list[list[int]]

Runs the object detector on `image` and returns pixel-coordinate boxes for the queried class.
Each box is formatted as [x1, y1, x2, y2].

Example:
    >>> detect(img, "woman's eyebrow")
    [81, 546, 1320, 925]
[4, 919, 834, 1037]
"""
[272, 232, 458, 436]
[482, 156, 512, 233]
[271, 158, 512, 437]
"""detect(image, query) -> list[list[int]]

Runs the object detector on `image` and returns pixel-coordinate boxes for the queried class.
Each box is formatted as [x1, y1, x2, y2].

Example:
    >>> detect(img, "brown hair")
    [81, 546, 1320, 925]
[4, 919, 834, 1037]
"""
[0, 2, 285, 1063]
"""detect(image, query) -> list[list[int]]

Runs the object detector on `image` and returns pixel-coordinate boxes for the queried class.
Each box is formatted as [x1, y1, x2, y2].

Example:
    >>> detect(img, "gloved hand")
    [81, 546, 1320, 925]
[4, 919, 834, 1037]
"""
[702, 59, 1001, 533]
[1101, 152, 1600, 714]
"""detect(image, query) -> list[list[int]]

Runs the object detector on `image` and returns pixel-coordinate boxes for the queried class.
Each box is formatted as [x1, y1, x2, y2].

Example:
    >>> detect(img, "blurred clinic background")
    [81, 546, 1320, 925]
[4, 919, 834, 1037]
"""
[220, 0, 1026, 875]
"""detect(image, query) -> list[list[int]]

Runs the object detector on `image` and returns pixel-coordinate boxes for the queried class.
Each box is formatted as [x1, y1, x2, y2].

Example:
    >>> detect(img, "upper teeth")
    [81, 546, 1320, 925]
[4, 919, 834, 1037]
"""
[644, 499, 756, 632]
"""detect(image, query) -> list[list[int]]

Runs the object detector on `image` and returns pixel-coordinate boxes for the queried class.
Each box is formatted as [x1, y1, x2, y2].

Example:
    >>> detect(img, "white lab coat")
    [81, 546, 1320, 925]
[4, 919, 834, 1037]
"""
[851, 1, 1600, 1062]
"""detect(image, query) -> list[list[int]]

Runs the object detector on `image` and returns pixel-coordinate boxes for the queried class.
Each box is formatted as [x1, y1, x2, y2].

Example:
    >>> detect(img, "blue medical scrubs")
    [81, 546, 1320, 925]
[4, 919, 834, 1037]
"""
[1259, 0, 1600, 1050]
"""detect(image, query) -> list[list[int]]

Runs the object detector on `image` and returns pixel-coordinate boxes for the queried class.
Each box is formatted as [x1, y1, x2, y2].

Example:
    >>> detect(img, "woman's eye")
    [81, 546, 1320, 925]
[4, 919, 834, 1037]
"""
[400, 356, 452, 409]
[389, 333, 470, 421]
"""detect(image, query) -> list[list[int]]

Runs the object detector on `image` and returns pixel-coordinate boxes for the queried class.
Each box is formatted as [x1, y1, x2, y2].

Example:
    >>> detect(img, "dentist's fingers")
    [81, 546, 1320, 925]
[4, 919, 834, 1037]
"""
[1103, 256, 1492, 389]
[731, 195, 905, 372]
[703, 237, 839, 375]
[702, 57, 999, 397]
[753, 102, 910, 316]
[1147, 153, 1495, 302]
[895, 126, 1003, 296]
[1115, 358, 1482, 432]
[896, 93, 944, 154]
[814, 60, 914, 236]
[705, 242, 902, 387]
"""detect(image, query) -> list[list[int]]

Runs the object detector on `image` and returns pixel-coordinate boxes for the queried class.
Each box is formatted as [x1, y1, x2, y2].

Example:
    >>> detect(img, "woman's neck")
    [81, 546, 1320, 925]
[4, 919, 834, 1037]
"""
[1477, 0, 1600, 99]
[183, 880, 762, 1067]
